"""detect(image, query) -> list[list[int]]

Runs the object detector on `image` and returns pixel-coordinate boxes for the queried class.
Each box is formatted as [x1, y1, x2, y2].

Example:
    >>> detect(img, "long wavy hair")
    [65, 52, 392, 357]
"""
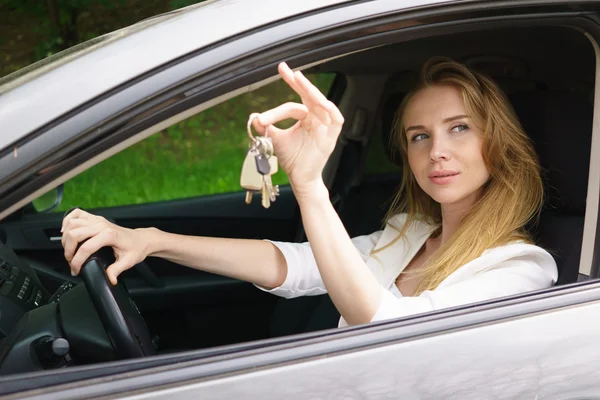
[375, 57, 543, 295]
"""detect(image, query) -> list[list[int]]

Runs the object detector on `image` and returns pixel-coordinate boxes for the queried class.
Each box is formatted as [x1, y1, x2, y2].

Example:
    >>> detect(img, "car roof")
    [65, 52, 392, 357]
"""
[0, 0, 453, 153]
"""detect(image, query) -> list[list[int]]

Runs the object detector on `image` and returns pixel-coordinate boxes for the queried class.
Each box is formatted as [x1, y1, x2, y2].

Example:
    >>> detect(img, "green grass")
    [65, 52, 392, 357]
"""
[56, 74, 337, 211]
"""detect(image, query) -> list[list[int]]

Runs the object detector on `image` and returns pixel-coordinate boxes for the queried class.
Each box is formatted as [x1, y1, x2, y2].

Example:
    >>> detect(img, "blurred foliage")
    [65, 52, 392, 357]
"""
[0, 0, 206, 77]
[169, 0, 202, 9]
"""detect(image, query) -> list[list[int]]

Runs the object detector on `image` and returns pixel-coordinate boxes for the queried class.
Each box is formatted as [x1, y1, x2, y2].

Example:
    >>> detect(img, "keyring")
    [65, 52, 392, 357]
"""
[256, 136, 273, 158]
[247, 113, 268, 143]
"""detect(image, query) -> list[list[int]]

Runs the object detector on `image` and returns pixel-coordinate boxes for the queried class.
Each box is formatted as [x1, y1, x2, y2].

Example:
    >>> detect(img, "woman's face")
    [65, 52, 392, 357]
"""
[403, 84, 490, 210]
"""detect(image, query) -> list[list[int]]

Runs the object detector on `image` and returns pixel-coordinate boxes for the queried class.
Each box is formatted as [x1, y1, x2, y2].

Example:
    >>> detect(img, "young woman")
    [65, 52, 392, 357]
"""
[61, 57, 557, 327]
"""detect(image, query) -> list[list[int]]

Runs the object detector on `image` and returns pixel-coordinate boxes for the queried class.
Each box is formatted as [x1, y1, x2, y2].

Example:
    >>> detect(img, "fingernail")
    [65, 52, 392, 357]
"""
[71, 270, 75, 276]
[60, 226, 64, 233]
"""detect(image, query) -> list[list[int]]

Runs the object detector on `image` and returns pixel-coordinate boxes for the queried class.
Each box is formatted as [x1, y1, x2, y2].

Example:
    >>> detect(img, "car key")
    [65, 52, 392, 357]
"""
[255, 149, 272, 208]
[240, 146, 263, 204]
[267, 156, 279, 202]
[255, 137, 280, 208]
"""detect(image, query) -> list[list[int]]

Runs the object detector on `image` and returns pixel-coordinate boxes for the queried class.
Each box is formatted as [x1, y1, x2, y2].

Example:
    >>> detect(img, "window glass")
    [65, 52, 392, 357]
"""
[54, 73, 337, 211]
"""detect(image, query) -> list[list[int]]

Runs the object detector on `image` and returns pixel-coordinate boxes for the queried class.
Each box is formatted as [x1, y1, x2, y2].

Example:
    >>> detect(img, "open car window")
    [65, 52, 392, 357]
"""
[46, 74, 336, 212]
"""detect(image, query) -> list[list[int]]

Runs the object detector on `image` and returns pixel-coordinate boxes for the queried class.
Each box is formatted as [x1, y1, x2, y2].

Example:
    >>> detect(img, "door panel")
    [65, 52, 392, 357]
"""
[130, 299, 600, 399]
[1, 186, 301, 349]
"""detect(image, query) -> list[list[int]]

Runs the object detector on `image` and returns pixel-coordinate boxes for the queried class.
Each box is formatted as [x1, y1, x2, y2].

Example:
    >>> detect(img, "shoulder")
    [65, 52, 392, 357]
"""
[440, 242, 558, 289]
[479, 242, 558, 281]
[482, 242, 556, 265]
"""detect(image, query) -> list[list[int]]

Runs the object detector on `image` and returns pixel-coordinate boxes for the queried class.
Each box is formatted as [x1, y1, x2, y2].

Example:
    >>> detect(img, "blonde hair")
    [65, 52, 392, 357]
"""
[376, 57, 543, 295]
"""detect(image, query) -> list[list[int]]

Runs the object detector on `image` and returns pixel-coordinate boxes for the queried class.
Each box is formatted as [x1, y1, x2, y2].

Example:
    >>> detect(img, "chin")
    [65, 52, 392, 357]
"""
[426, 189, 469, 206]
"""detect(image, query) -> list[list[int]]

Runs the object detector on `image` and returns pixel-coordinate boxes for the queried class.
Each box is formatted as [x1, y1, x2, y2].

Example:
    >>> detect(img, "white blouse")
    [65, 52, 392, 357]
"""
[256, 214, 558, 327]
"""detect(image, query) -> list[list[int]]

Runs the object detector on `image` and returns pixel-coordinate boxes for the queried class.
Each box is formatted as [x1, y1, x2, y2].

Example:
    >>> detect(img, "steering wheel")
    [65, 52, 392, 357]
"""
[65, 208, 155, 359]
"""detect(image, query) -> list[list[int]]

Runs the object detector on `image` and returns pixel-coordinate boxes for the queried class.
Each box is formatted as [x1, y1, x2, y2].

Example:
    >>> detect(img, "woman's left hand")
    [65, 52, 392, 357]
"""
[251, 62, 344, 200]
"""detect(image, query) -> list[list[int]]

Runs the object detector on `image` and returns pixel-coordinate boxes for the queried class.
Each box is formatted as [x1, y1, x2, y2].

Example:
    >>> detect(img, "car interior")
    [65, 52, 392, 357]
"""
[0, 23, 595, 375]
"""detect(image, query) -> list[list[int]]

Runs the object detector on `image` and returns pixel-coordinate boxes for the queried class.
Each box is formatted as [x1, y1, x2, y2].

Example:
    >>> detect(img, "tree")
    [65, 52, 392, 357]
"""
[44, 0, 125, 51]
[0, 0, 206, 68]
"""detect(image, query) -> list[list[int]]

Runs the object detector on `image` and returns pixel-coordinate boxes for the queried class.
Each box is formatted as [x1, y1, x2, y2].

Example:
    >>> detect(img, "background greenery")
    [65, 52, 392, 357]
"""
[57, 74, 336, 211]
[1, 0, 203, 76]
[3, 0, 397, 212]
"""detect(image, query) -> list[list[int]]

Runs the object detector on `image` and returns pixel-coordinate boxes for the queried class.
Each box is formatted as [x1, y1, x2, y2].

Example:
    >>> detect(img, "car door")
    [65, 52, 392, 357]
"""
[1, 70, 342, 349]
[2, 0, 600, 398]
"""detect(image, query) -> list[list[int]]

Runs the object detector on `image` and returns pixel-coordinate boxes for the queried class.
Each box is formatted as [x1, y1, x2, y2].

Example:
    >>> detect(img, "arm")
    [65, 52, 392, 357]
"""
[61, 208, 287, 288]
[257, 230, 383, 298]
[142, 229, 287, 289]
[295, 182, 384, 325]
[62, 207, 382, 294]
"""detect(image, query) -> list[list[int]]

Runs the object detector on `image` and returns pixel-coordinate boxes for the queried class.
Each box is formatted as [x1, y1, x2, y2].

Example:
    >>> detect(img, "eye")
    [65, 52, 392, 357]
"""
[410, 133, 429, 143]
[451, 124, 469, 133]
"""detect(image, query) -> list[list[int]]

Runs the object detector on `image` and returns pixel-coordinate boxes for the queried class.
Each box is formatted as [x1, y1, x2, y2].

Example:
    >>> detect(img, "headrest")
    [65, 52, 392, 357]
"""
[380, 93, 406, 166]
[510, 92, 592, 214]
[379, 90, 592, 214]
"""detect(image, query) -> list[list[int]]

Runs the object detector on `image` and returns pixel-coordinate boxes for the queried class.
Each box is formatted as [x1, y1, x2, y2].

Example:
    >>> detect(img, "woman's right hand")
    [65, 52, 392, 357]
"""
[61, 208, 147, 285]
[250, 62, 344, 199]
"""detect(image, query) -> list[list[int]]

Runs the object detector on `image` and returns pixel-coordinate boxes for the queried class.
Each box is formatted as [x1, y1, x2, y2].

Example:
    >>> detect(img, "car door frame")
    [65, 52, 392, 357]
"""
[2, 0, 600, 397]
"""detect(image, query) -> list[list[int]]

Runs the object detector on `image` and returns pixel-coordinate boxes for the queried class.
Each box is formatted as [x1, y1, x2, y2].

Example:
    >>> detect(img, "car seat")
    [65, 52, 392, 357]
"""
[510, 91, 592, 284]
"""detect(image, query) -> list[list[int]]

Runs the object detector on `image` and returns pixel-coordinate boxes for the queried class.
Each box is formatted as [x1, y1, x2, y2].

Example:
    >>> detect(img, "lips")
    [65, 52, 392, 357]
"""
[428, 170, 459, 184]
[428, 170, 459, 178]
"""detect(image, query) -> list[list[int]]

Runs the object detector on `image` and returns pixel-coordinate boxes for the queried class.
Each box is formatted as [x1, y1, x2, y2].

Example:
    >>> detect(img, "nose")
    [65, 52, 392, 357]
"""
[428, 135, 451, 163]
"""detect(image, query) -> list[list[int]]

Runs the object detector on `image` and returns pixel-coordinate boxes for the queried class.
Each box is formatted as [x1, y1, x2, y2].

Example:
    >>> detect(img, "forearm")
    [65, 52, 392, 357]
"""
[295, 180, 382, 325]
[138, 228, 288, 289]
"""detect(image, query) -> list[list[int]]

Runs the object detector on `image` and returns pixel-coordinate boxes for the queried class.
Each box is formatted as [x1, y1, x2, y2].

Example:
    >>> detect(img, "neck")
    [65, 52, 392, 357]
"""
[437, 191, 480, 246]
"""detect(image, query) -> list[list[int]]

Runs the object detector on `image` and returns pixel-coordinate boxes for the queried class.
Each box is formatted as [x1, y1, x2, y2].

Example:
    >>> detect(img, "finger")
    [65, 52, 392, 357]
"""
[278, 62, 306, 102]
[265, 124, 284, 137]
[293, 71, 342, 125]
[61, 217, 92, 247]
[283, 69, 332, 125]
[251, 115, 266, 135]
[63, 225, 103, 264]
[278, 63, 336, 126]
[257, 102, 308, 129]
[106, 257, 133, 286]
[61, 217, 104, 252]
[61, 208, 93, 233]
[70, 229, 115, 275]
[264, 123, 289, 140]
[293, 70, 344, 125]
[294, 70, 330, 107]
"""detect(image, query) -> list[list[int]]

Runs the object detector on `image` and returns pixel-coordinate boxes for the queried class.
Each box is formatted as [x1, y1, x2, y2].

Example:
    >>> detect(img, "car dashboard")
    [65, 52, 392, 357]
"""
[0, 242, 116, 374]
[0, 245, 50, 338]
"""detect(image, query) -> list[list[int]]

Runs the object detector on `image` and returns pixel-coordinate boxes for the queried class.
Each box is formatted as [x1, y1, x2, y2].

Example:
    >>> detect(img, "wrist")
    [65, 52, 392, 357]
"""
[292, 178, 329, 206]
[136, 227, 161, 258]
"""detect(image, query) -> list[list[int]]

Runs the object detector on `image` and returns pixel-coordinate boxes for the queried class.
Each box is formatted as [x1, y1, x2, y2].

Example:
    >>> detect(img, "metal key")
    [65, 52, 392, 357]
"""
[255, 150, 272, 208]
[263, 155, 279, 202]
[240, 146, 263, 204]
[267, 156, 280, 202]
[255, 137, 280, 208]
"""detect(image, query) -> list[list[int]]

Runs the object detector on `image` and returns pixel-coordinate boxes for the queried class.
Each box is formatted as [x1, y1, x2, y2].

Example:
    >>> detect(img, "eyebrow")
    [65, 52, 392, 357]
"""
[405, 115, 470, 132]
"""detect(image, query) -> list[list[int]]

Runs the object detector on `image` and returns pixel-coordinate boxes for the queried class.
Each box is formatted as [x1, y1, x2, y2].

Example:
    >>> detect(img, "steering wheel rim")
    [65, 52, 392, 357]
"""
[79, 254, 154, 358]
[65, 208, 155, 359]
